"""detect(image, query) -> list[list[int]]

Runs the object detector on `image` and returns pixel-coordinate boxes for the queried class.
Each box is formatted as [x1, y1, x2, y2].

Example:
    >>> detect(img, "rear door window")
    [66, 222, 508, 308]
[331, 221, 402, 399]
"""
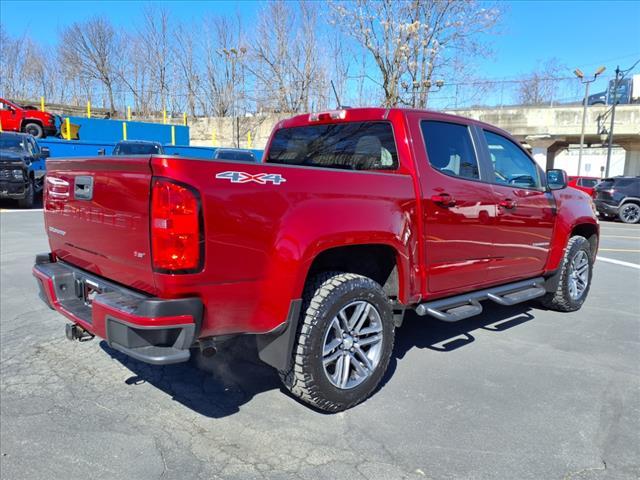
[266, 122, 398, 171]
[578, 178, 597, 187]
[420, 121, 480, 180]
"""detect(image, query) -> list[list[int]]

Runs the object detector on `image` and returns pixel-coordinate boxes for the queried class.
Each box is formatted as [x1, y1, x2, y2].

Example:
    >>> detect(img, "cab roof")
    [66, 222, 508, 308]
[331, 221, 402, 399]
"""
[277, 107, 511, 137]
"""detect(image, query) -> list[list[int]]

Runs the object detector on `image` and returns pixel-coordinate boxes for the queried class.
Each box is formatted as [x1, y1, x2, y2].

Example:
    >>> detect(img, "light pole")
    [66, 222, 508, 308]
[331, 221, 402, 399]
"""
[574, 66, 605, 176]
[401, 79, 444, 108]
[218, 46, 247, 148]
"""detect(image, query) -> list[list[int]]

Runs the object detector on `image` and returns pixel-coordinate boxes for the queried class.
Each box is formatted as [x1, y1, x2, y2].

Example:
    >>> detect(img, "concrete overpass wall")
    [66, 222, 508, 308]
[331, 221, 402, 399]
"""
[449, 105, 640, 140]
[187, 106, 640, 176]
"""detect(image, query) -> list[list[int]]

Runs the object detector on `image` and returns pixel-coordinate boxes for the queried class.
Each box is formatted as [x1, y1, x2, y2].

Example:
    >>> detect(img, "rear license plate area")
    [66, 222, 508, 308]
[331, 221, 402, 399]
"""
[75, 278, 102, 307]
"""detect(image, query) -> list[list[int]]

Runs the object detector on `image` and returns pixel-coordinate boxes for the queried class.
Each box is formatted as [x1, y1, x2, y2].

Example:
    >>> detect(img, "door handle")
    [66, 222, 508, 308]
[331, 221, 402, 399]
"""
[499, 198, 516, 209]
[431, 193, 456, 207]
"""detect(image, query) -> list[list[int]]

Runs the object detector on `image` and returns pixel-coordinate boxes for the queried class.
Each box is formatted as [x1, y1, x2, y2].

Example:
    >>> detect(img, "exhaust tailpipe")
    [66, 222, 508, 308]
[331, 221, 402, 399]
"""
[199, 338, 217, 358]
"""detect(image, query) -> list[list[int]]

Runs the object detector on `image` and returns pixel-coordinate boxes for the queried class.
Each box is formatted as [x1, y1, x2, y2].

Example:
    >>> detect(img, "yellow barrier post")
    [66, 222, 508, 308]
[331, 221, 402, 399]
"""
[171, 126, 176, 146]
[127, 106, 132, 121]
[247, 131, 252, 149]
[40, 97, 45, 112]
[122, 122, 127, 141]
[0, 119, 3, 132]
[211, 128, 216, 147]
[87, 101, 91, 119]
[65, 118, 71, 140]
[183, 112, 187, 126]
[163, 109, 167, 125]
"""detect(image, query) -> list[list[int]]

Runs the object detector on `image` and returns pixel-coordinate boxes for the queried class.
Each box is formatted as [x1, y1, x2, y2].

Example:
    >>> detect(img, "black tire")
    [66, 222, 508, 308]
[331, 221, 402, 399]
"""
[540, 235, 593, 312]
[618, 202, 640, 224]
[280, 272, 395, 412]
[23, 122, 44, 138]
[17, 179, 34, 209]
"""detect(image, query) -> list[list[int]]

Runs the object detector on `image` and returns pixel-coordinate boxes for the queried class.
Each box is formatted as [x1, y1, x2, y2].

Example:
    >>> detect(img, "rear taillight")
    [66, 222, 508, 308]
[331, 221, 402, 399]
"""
[151, 178, 203, 273]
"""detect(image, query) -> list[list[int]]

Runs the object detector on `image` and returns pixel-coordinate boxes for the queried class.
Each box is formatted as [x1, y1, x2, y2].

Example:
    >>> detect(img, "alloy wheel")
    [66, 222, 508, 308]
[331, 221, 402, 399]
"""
[322, 300, 384, 390]
[568, 250, 589, 300]
[620, 203, 640, 224]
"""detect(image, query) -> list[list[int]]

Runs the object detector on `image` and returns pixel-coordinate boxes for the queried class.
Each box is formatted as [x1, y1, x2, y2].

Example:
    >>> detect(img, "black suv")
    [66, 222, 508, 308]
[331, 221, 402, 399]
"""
[112, 140, 165, 156]
[594, 176, 640, 224]
[0, 132, 49, 208]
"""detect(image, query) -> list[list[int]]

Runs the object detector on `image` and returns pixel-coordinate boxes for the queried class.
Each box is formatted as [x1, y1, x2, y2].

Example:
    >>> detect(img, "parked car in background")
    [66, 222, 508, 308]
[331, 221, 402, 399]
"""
[112, 140, 165, 155]
[0, 97, 59, 138]
[593, 176, 640, 223]
[213, 148, 257, 162]
[34, 107, 599, 412]
[0, 132, 49, 208]
[568, 176, 599, 196]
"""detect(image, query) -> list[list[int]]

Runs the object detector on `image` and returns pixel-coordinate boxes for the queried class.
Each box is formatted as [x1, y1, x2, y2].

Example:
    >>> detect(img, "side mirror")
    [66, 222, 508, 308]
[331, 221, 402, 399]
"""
[40, 146, 50, 158]
[97, 149, 105, 156]
[547, 169, 568, 190]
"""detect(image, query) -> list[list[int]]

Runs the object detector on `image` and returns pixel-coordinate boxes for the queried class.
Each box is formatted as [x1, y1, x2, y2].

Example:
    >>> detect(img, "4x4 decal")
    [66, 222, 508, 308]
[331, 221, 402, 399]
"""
[215, 171, 287, 185]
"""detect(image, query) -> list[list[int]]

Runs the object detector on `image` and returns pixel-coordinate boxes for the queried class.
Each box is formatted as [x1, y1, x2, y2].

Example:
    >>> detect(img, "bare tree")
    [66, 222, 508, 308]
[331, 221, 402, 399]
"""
[138, 6, 173, 114]
[516, 59, 567, 106]
[59, 17, 120, 113]
[250, 0, 327, 113]
[330, 0, 501, 107]
[173, 23, 204, 117]
[201, 14, 248, 117]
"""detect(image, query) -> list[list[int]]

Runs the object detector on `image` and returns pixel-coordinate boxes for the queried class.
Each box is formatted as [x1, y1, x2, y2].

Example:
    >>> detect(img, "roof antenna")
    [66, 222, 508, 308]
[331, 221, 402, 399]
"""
[331, 80, 342, 109]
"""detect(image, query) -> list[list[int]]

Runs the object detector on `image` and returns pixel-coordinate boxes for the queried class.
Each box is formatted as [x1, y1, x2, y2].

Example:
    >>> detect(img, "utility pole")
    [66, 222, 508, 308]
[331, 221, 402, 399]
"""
[604, 59, 640, 177]
[574, 66, 605, 176]
[605, 66, 621, 178]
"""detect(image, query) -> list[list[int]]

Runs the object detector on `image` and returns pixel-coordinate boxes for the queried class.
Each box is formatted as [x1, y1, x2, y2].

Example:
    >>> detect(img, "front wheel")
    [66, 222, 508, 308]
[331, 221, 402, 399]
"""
[23, 122, 44, 138]
[280, 272, 395, 412]
[619, 202, 640, 224]
[17, 179, 34, 208]
[540, 235, 593, 312]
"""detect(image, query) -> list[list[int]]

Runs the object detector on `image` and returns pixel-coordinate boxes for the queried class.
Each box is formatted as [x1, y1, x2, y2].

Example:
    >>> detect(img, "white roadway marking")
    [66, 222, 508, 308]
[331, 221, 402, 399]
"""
[596, 256, 640, 270]
[0, 208, 44, 213]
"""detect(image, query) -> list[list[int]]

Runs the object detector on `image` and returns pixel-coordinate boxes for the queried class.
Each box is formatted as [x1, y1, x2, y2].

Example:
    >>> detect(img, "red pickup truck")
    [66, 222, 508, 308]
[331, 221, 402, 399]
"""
[33, 108, 599, 412]
[0, 98, 58, 138]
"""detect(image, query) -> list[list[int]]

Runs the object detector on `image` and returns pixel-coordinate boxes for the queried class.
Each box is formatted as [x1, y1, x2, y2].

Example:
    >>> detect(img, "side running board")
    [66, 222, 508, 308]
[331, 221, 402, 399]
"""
[415, 277, 545, 323]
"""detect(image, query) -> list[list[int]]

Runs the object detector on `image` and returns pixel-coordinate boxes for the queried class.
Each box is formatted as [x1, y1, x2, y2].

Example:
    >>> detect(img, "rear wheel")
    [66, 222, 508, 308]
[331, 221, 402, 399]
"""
[619, 202, 640, 224]
[540, 235, 593, 312]
[23, 122, 44, 138]
[280, 272, 395, 412]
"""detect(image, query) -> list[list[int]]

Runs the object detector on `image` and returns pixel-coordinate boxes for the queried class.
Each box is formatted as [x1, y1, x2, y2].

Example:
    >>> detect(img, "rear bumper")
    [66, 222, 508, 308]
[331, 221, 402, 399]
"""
[33, 254, 202, 365]
[0, 180, 27, 199]
[594, 200, 618, 216]
[43, 126, 58, 137]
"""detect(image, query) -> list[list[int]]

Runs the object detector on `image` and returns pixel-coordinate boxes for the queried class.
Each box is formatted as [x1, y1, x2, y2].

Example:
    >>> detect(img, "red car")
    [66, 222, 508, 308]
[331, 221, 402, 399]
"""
[33, 108, 599, 412]
[0, 97, 58, 138]
[568, 176, 600, 197]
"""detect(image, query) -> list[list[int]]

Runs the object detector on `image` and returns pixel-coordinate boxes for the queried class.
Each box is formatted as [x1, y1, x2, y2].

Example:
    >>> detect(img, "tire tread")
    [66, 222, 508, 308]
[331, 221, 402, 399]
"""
[540, 235, 592, 312]
[280, 272, 394, 412]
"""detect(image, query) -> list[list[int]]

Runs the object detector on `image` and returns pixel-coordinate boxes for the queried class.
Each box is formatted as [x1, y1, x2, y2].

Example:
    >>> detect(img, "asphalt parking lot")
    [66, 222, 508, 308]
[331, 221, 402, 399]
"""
[1, 206, 639, 480]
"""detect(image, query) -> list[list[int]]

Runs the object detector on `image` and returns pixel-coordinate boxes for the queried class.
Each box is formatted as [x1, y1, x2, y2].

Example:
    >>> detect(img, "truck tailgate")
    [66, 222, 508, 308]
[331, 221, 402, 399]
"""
[44, 156, 157, 295]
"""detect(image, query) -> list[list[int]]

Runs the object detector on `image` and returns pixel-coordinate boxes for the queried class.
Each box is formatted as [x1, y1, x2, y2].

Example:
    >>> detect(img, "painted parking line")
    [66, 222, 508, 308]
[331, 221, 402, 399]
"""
[600, 235, 640, 239]
[597, 256, 640, 270]
[598, 248, 640, 252]
[600, 225, 640, 231]
[0, 209, 44, 213]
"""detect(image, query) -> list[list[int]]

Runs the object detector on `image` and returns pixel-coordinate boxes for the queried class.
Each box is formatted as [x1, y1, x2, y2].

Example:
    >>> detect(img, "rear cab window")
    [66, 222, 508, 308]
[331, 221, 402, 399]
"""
[266, 122, 398, 171]
[420, 121, 480, 180]
[578, 178, 597, 188]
